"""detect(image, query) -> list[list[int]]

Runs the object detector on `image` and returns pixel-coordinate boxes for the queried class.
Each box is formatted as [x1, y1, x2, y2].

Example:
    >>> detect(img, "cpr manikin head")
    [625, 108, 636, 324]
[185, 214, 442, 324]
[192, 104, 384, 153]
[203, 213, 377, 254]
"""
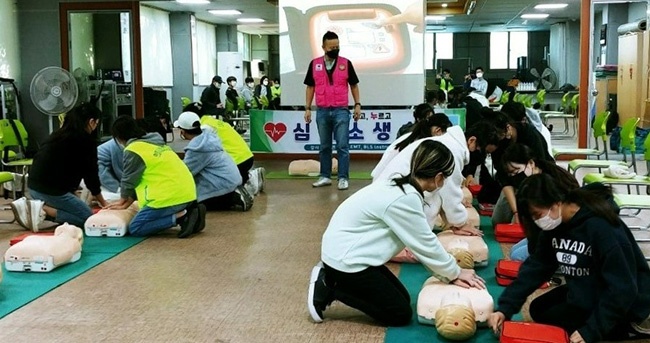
[435, 291, 477, 340]
[322, 31, 340, 60]
[446, 239, 474, 269]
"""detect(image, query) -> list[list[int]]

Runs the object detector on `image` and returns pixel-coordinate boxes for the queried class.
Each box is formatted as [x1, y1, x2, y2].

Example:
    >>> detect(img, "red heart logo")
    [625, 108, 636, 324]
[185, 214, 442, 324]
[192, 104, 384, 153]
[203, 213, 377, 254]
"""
[263, 122, 287, 142]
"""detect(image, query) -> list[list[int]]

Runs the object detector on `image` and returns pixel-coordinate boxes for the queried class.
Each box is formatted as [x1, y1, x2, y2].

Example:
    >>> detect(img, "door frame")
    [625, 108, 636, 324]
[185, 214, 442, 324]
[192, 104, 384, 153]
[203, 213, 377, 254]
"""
[59, 1, 143, 119]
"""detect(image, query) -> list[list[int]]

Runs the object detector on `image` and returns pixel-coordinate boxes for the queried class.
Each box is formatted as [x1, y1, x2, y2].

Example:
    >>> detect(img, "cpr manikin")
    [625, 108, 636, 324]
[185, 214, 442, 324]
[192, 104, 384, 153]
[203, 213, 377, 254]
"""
[5, 223, 83, 272]
[288, 158, 338, 176]
[417, 277, 494, 337]
[85, 202, 139, 237]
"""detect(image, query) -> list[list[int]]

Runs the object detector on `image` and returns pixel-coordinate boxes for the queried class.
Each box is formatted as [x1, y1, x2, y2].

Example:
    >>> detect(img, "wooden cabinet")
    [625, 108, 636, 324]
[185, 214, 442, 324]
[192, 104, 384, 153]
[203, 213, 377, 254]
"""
[617, 31, 650, 127]
[595, 78, 617, 118]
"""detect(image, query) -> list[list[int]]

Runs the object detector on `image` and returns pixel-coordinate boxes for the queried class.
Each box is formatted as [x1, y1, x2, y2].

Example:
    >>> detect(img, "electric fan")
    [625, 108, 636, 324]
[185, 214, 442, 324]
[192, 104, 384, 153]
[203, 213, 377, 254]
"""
[530, 67, 558, 90]
[30, 67, 78, 133]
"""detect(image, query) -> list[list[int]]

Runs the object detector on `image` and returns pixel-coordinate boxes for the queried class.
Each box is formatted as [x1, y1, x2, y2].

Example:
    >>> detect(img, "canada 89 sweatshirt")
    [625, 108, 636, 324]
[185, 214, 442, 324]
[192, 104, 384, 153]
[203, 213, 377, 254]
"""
[321, 181, 461, 283]
[497, 189, 650, 343]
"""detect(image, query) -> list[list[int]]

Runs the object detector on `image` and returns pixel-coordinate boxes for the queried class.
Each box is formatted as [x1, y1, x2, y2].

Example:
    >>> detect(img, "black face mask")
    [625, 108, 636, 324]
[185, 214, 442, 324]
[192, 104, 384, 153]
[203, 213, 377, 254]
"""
[510, 171, 527, 188]
[326, 49, 340, 59]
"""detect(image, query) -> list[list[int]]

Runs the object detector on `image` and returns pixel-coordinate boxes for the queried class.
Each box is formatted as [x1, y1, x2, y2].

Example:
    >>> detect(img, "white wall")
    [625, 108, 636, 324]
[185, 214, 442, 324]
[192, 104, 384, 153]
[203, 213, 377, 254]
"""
[628, 2, 648, 22]
[0, 0, 21, 80]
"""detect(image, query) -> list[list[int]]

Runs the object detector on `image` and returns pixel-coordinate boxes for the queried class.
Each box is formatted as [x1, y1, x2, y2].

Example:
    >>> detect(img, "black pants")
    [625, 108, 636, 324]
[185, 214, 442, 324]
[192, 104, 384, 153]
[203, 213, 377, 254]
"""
[323, 263, 412, 326]
[200, 192, 237, 211]
[237, 157, 254, 185]
[530, 285, 635, 341]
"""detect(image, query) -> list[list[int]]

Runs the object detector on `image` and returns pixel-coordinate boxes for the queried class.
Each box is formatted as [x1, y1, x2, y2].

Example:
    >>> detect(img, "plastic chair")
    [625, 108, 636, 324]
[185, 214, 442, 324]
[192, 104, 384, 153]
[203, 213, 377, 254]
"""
[562, 111, 628, 175]
[535, 89, 546, 107]
[181, 96, 191, 108]
[583, 118, 650, 192]
[499, 91, 510, 105]
[0, 119, 33, 194]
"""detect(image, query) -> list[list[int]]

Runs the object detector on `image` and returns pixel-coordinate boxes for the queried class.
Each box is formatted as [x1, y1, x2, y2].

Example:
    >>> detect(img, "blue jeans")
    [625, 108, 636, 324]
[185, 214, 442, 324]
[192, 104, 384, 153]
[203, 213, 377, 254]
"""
[129, 202, 191, 237]
[316, 107, 350, 179]
[28, 188, 93, 228]
[510, 238, 529, 261]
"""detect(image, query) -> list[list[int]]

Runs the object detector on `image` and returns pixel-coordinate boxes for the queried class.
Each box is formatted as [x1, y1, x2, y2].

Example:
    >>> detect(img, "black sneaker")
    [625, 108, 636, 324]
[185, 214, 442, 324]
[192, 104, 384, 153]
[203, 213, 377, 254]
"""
[233, 186, 253, 211]
[307, 262, 334, 323]
[194, 203, 207, 234]
[178, 205, 199, 238]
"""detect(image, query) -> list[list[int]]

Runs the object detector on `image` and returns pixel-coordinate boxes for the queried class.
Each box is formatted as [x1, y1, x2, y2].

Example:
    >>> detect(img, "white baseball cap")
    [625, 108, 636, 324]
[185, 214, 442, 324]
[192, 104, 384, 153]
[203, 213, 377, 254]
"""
[173, 111, 201, 130]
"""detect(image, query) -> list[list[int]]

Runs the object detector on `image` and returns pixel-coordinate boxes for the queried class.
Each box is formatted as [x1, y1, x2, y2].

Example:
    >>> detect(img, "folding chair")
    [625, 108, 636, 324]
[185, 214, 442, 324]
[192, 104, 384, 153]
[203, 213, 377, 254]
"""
[555, 112, 628, 175]
[541, 92, 577, 138]
[583, 118, 650, 193]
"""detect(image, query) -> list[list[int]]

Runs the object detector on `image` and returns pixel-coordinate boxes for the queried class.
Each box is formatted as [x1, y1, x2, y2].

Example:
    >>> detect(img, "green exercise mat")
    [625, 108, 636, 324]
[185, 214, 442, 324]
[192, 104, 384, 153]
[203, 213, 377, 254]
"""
[264, 170, 372, 180]
[0, 236, 145, 319]
[385, 215, 520, 343]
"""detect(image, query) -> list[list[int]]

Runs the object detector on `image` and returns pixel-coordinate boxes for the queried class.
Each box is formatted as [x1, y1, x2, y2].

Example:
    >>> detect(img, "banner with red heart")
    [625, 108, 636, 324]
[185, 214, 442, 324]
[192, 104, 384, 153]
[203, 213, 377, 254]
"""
[263, 122, 287, 142]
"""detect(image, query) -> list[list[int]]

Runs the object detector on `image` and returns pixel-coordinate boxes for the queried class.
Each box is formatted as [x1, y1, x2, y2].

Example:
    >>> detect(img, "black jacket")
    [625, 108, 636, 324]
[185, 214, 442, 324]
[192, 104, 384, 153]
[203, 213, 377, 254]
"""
[200, 85, 223, 116]
[497, 184, 650, 343]
[29, 131, 101, 196]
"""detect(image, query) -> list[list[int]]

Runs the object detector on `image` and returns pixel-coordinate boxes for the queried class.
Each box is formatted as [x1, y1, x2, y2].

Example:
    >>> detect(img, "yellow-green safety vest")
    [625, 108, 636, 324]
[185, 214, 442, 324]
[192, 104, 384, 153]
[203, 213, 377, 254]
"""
[200, 116, 253, 164]
[125, 141, 196, 209]
[271, 86, 281, 100]
[440, 78, 454, 92]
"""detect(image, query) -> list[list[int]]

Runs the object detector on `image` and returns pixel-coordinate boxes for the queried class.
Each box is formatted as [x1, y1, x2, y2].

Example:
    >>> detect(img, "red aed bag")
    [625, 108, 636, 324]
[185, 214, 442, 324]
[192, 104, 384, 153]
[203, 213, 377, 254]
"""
[478, 202, 495, 216]
[495, 259, 522, 286]
[495, 223, 525, 243]
[500, 321, 569, 343]
[468, 184, 482, 197]
[9, 232, 55, 246]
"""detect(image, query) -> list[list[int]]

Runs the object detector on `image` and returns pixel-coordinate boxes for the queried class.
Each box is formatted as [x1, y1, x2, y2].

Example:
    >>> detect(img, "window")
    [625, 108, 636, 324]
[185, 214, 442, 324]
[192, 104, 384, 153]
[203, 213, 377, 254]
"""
[424, 32, 434, 69]
[490, 31, 528, 69]
[139, 6, 173, 86]
[435, 32, 453, 67]
[191, 18, 217, 86]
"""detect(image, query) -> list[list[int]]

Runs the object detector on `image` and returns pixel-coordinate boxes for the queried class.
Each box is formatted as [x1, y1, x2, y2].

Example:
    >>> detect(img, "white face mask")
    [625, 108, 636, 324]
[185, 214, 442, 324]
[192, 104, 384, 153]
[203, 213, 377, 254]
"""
[534, 206, 562, 231]
[230, 81, 237, 87]
[476, 72, 484, 78]
[263, 80, 269, 85]
[247, 82, 254, 88]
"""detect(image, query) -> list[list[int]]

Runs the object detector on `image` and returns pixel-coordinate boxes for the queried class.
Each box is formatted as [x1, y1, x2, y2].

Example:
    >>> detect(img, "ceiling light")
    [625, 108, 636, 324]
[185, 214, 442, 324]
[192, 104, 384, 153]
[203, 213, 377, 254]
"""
[466, 0, 476, 15]
[442, 3, 448, 8]
[521, 13, 550, 19]
[176, 0, 209, 4]
[208, 9, 241, 15]
[534, 4, 568, 10]
[237, 18, 265, 23]
[426, 15, 446, 21]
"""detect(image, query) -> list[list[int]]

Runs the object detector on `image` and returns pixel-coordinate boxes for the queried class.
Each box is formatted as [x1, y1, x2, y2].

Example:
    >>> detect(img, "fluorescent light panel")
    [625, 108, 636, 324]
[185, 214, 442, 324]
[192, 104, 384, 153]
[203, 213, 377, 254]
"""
[534, 3, 568, 10]
[208, 9, 241, 15]
[521, 13, 550, 19]
[237, 18, 265, 23]
[176, 0, 209, 4]
[426, 15, 446, 21]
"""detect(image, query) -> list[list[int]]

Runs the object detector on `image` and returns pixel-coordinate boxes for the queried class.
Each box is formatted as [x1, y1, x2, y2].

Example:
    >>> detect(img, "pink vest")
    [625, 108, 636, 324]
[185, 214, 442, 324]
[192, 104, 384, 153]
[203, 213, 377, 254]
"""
[312, 56, 350, 108]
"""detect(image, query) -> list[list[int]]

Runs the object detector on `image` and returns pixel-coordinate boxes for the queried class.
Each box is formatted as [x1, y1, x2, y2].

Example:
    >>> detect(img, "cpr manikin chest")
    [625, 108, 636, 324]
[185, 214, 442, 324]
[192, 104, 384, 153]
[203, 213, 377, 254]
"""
[288, 158, 338, 176]
[5, 223, 83, 272]
[84, 202, 139, 237]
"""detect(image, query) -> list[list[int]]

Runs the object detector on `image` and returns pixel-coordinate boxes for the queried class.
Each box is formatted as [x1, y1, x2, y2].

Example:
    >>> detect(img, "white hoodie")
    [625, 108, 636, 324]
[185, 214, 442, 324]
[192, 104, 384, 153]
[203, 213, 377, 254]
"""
[321, 181, 460, 282]
[374, 126, 470, 228]
[370, 132, 411, 181]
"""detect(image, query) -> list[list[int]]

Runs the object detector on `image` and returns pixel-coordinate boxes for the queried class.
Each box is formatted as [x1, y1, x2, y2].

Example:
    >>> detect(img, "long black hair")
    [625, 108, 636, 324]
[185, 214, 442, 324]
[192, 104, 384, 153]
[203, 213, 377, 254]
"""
[50, 102, 101, 142]
[501, 143, 579, 191]
[392, 140, 455, 196]
[517, 174, 619, 239]
[395, 112, 451, 152]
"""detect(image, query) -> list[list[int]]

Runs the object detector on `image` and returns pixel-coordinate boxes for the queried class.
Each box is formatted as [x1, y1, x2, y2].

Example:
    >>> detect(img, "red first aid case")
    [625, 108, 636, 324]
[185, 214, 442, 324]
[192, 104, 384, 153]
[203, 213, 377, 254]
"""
[468, 184, 482, 197]
[9, 232, 55, 246]
[495, 223, 525, 243]
[478, 202, 495, 216]
[495, 259, 522, 286]
[500, 321, 569, 343]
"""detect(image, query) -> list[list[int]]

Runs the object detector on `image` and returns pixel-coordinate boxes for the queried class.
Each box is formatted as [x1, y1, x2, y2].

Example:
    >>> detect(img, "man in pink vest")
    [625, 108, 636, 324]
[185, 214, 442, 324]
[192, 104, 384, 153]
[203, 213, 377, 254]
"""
[304, 31, 361, 191]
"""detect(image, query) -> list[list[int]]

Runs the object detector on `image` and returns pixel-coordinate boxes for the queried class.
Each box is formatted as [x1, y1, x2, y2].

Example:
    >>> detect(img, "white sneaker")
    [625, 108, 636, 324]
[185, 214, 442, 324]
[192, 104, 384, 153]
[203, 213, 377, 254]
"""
[632, 315, 650, 335]
[233, 186, 254, 212]
[248, 170, 260, 196]
[312, 177, 332, 188]
[26, 199, 46, 233]
[10, 197, 29, 229]
[256, 167, 266, 193]
[338, 178, 349, 190]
